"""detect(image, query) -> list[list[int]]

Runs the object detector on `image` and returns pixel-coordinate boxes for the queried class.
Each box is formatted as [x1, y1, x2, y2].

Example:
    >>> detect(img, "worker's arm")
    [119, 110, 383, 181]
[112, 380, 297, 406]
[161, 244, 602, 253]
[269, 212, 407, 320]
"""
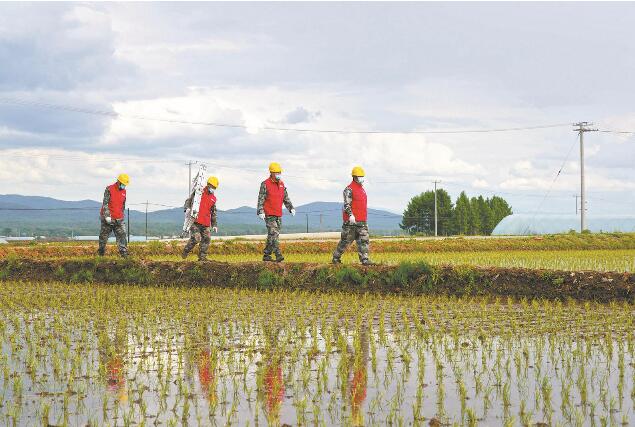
[343, 187, 353, 216]
[256, 182, 267, 215]
[101, 188, 111, 218]
[283, 187, 294, 212]
[122, 196, 126, 219]
[210, 204, 217, 228]
[183, 189, 195, 211]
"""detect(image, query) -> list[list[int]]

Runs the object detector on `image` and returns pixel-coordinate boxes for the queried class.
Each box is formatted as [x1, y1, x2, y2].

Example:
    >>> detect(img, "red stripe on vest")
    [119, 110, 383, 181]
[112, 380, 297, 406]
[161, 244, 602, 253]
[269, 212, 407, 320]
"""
[343, 181, 367, 222]
[101, 183, 126, 220]
[196, 190, 217, 227]
[263, 178, 285, 217]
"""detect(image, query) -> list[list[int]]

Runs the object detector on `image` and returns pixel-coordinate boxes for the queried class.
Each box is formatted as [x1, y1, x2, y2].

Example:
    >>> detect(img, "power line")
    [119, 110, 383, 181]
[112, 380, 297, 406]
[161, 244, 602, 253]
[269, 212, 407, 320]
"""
[0, 97, 572, 135]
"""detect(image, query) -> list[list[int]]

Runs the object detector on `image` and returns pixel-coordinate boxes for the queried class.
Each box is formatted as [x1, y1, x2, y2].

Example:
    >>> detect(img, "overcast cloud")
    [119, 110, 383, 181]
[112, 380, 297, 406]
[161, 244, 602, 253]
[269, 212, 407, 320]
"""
[0, 2, 634, 216]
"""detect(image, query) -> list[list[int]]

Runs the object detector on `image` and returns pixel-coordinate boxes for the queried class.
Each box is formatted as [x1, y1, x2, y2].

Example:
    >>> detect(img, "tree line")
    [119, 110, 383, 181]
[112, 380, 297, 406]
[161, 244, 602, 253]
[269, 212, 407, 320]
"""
[400, 189, 512, 236]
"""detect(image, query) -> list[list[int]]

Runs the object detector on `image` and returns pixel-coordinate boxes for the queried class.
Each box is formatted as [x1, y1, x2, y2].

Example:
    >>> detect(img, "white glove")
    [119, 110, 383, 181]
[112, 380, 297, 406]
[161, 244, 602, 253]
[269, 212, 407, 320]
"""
[212, 226, 218, 233]
[348, 214, 356, 224]
[105, 217, 112, 224]
[291, 208, 296, 216]
[258, 213, 266, 220]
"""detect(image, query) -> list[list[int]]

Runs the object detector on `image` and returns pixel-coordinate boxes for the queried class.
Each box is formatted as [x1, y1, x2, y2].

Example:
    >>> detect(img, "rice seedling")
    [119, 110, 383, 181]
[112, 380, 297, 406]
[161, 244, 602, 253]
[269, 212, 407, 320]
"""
[0, 280, 632, 425]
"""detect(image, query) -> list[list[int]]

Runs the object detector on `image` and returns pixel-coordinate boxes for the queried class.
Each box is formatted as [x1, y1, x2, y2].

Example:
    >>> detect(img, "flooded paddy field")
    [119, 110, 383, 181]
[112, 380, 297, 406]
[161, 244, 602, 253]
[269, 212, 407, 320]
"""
[0, 281, 633, 426]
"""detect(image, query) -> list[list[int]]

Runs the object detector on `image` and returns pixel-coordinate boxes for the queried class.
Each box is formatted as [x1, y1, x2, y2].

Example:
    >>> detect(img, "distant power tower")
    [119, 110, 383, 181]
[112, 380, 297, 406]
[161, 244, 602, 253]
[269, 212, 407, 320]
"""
[573, 122, 597, 232]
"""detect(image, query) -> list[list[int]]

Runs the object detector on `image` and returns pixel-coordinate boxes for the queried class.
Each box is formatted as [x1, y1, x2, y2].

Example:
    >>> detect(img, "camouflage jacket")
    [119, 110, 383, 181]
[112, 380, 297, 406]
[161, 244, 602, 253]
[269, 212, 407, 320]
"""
[184, 189, 217, 227]
[101, 187, 125, 219]
[257, 180, 294, 216]
[343, 187, 353, 216]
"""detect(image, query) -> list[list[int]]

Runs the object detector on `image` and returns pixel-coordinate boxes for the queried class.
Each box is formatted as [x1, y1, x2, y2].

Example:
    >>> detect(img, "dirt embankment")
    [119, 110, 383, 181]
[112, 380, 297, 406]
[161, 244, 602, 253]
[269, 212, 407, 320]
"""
[1, 258, 633, 301]
[2, 233, 635, 259]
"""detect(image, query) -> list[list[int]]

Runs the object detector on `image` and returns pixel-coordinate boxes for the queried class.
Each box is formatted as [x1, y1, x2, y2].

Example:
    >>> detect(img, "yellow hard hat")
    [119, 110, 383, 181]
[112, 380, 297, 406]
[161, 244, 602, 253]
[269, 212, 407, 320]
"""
[351, 166, 365, 177]
[207, 176, 219, 188]
[269, 162, 282, 173]
[117, 173, 130, 186]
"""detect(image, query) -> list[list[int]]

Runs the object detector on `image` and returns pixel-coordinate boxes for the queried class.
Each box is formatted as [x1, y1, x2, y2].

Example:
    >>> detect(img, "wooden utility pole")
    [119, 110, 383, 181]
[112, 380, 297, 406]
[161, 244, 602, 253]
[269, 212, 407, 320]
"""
[432, 180, 441, 236]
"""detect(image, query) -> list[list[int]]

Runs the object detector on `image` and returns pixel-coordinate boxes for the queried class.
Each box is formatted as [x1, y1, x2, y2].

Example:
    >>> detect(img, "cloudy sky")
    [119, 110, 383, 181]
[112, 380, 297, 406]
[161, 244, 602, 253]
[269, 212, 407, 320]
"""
[0, 2, 634, 216]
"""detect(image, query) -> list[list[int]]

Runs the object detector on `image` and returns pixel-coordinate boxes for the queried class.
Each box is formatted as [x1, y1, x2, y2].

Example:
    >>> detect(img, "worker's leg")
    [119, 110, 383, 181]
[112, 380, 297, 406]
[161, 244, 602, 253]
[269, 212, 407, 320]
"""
[355, 224, 371, 264]
[98, 219, 112, 256]
[112, 220, 128, 257]
[198, 226, 211, 261]
[332, 224, 356, 262]
[183, 224, 201, 258]
[273, 217, 284, 260]
[263, 216, 280, 259]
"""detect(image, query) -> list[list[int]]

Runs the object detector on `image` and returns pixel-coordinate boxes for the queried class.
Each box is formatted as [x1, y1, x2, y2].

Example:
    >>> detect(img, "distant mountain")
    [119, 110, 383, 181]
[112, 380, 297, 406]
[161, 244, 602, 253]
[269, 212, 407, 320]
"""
[0, 195, 404, 237]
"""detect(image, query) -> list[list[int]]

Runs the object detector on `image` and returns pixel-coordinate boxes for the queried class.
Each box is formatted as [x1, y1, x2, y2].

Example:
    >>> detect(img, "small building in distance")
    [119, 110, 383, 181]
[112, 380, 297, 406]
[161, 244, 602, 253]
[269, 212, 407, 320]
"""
[492, 214, 635, 235]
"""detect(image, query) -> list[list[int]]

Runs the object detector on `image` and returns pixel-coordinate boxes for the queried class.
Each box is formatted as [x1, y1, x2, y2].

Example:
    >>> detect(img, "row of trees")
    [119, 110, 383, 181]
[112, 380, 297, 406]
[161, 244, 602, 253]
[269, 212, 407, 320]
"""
[400, 189, 512, 236]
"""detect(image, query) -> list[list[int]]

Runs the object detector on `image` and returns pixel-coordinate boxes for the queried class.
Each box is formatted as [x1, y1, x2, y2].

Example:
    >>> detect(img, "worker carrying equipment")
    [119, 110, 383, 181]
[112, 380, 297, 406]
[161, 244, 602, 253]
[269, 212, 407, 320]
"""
[182, 175, 219, 261]
[332, 166, 372, 265]
[98, 174, 129, 257]
[257, 162, 295, 262]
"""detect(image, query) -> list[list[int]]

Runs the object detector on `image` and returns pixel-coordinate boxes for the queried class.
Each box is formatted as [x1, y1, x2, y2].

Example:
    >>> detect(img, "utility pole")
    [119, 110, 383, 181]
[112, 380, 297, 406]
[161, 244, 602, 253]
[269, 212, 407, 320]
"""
[145, 201, 148, 242]
[319, 214, 323, 232]
[127, 208, 130, 243]
[573, 122, 597, 232]
[432, 180, 441, 237]
[306, 214, 309, 233]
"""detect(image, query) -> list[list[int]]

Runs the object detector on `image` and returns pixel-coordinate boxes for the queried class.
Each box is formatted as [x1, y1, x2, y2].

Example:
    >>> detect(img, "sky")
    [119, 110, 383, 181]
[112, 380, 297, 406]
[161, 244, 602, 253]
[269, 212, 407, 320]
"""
[0, 2, 634, 217]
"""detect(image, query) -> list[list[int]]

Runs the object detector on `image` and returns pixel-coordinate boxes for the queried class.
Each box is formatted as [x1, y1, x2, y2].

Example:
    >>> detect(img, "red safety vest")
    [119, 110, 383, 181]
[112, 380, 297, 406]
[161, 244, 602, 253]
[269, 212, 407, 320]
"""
[101, 183, 126, 220]
[343, 181, 367, 222]
[263, 178, 285, 217]
[196, 190, 217, 227]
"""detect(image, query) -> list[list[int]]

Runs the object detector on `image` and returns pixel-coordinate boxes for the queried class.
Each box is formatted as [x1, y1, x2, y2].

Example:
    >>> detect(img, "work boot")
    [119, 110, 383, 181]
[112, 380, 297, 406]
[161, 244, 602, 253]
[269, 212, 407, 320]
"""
[181, 250, 188, 260]
[361, 260, 374, 266]
[198, 257, 208, 262]
[262, 254, 274, 262]
[97, 249, 105, 257]
[275, 253, 284, 263]
[120, 252, 129, 259]
[331, 257, 342, 264]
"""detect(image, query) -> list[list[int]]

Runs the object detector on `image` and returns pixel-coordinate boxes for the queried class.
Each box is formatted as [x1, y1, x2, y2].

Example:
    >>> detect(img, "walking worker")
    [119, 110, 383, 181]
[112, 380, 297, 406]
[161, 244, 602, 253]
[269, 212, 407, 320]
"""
[332, 166, 372, 265]
[257, 162, 296, 262]
[182, 176, 219, 261]
[98, 173, 129, 257]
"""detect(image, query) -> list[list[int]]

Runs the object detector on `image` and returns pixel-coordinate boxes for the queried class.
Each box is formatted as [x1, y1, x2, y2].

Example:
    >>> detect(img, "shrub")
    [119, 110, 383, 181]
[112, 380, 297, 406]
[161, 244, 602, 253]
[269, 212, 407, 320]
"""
[257, 270, 283, 290]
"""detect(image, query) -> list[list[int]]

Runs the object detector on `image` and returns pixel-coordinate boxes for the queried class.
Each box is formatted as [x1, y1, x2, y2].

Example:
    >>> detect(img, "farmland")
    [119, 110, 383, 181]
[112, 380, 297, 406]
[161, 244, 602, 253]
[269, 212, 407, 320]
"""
[0, 233, 634, 425]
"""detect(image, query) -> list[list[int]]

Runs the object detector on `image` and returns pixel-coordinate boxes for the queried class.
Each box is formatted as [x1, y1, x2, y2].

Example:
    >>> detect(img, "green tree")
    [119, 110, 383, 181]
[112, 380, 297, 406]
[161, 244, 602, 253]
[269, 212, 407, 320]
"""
[468, 197, 482, 235]
[451, 192, 471, 235]
[488, 196, 513, 232]
[400, 188, 453, 235]
[475, 196, 494, 235]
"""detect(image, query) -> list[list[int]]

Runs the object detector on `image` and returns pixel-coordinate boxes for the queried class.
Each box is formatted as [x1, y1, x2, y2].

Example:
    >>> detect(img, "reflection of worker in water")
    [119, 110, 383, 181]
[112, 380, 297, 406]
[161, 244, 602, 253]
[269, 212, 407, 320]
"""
[348, 325, 369, 426]
[100, 325, 128, 403]
[197, 349, 217, 404]
[263, 356, 285, 424]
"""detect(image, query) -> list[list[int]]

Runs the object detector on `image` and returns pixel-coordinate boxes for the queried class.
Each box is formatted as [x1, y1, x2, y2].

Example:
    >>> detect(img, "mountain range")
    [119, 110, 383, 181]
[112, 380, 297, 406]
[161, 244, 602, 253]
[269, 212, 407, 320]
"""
[0, 194, 404, 237]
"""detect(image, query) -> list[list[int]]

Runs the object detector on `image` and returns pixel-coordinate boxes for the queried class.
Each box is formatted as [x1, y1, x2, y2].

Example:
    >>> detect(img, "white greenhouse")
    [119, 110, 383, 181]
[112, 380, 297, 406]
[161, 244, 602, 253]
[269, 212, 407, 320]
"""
[492, 214, 635, 235]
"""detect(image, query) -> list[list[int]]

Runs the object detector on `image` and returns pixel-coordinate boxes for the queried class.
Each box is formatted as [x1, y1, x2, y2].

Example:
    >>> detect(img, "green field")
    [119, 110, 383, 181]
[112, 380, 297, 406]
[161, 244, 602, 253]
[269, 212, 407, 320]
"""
[153, 249, 635, 272]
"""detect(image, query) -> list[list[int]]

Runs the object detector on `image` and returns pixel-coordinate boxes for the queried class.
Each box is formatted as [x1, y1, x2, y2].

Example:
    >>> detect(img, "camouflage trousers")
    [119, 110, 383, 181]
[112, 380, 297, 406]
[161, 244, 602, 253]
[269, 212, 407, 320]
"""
[264, 216, 282, 256]
[333, 223, 370, 263]
[98, 219, 128, 256]
[183, 223, 211, 260]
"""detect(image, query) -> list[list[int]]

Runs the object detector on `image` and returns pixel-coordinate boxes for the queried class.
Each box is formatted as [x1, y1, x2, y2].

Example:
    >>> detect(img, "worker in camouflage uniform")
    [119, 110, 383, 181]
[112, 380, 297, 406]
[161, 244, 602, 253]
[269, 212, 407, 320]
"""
[257, 162, 295, 262]
[98, 174, 129, 257]
[332, 166, 372, 265]
[182, 176, 219, 261]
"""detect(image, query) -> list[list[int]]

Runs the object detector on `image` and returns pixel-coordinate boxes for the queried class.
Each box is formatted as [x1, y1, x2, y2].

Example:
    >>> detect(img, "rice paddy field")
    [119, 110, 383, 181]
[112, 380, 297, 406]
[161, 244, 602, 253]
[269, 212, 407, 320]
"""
[1, 234, 634, 426]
